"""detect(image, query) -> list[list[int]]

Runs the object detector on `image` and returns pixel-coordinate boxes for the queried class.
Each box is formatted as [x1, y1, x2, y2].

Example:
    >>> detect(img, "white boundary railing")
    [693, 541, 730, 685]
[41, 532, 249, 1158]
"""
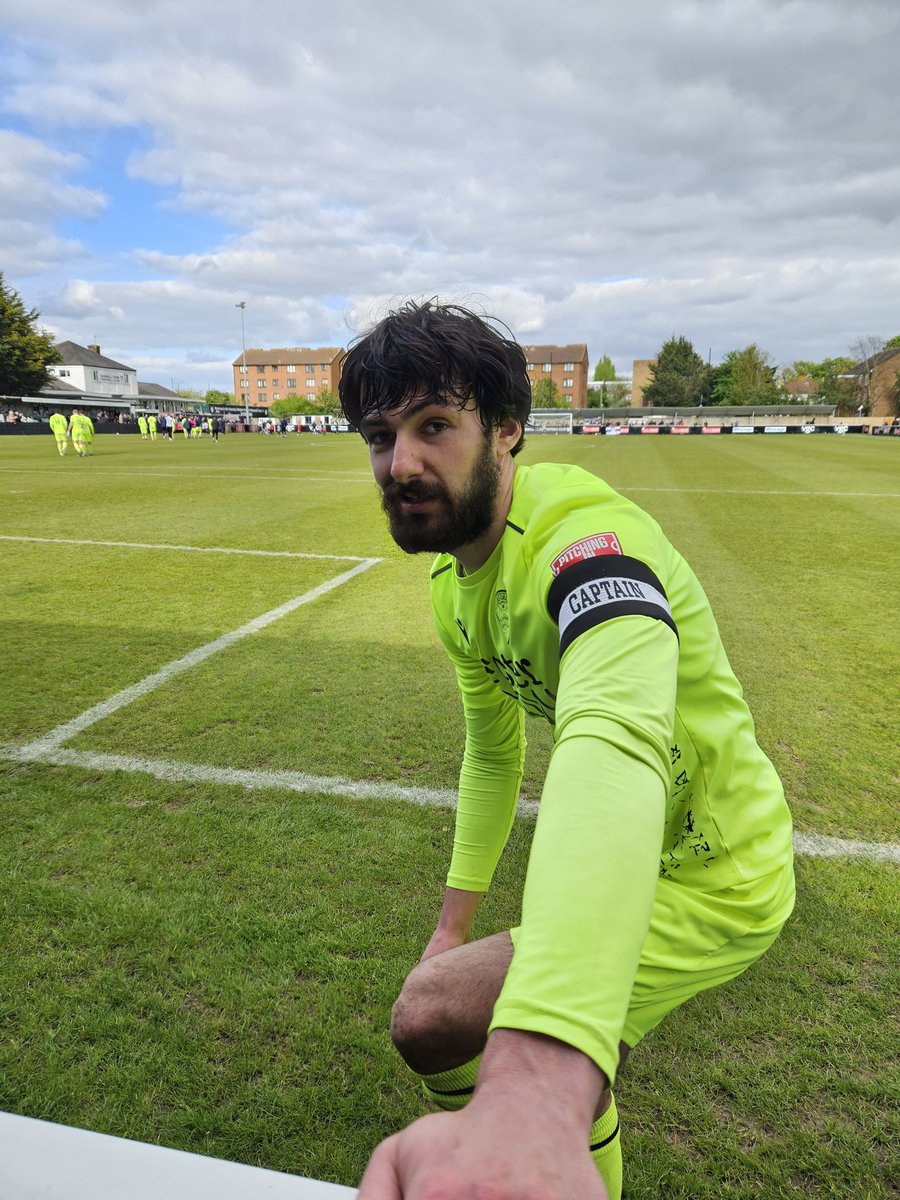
[0, 1112, 356, 1199]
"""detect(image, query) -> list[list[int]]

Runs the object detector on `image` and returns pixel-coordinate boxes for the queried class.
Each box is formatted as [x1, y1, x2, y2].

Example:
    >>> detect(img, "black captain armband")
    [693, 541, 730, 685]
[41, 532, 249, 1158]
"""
[547, 555, 678, 655]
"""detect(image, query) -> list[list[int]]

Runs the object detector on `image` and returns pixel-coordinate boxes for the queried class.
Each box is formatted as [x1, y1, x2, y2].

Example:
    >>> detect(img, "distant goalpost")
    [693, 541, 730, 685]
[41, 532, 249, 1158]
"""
[528, 411, 573, 434]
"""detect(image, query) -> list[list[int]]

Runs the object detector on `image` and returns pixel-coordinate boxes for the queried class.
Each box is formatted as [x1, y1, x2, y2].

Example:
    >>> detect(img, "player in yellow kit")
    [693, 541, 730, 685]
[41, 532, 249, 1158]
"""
[49, 411, 69, 455]
[340, 301, 795, 1200]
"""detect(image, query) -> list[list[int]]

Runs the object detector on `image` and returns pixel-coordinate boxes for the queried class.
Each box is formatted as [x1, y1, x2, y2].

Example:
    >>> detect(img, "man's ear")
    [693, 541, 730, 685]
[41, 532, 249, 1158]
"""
[496, 417, 522, 458]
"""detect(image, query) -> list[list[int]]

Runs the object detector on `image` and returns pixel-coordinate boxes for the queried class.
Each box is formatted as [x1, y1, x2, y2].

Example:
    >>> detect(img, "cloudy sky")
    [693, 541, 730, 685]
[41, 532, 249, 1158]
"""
[1, 0, 898, 391]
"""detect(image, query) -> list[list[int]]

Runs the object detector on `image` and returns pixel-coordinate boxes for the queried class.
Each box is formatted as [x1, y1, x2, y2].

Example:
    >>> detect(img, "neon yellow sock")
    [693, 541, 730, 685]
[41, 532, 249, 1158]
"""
[590, 1093, 622, 1200]
[419, 1055, 481, 1112]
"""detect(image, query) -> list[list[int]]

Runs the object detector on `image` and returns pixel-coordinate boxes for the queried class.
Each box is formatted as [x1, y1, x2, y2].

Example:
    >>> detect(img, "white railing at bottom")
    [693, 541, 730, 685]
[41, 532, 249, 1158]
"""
[0, 1112, 357, 1199]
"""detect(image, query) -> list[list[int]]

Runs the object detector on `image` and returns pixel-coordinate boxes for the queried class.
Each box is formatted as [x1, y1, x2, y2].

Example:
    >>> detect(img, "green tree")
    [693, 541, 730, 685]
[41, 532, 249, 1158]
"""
[594, 381, 630, 407]
[712, 344, 780, 406]
[642, 336, 705, 406]
[268, 397, 296, 418]
[789, 357, 856, 383]
[531, 377, 565, 407]
[204, 389, 234, 407]
[269, 389, 341, 419]
[592, 355, 616, 382]
[885, 335, 900, 350]
[0, 274, 61, 396]
[818, 369, 862, 415]
[317, 388, 340, 416]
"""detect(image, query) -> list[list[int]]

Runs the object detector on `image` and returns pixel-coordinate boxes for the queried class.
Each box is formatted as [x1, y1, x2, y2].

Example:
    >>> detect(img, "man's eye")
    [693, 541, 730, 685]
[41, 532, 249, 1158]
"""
[368, 430, 391, 446]
[425, 421, 448, 434]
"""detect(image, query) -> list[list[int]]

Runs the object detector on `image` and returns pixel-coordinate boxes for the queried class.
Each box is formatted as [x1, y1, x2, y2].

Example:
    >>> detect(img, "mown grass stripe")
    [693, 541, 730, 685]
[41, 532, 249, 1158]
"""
[17, 558, 382, 754]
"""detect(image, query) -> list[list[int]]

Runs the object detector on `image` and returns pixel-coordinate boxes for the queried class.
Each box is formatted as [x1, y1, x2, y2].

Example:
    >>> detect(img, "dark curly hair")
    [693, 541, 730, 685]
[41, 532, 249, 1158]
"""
[339, 299, 530, 455]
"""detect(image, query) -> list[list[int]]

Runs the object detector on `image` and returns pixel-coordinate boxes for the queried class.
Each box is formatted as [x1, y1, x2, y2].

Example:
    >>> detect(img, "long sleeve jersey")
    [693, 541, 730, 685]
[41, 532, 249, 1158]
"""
[429, 462, 794, 1083]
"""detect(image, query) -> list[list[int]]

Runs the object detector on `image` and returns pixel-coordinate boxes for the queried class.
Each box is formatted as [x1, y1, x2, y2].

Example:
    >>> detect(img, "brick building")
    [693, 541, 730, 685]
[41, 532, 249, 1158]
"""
[522, 344, 589, 408]
[630, 359, 656, 407]
[848, 347, 900, 417]
[232, 347, 343, 409]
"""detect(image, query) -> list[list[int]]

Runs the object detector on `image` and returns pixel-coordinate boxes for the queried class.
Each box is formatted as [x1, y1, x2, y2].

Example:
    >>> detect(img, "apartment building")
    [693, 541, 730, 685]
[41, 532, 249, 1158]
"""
[232, 347, 343, 409]
[522, 344, 590, 408]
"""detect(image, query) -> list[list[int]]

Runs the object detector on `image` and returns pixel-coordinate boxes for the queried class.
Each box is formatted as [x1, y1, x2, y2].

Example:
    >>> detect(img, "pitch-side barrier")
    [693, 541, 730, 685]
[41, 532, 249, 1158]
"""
[0, 1112, 357, 1199]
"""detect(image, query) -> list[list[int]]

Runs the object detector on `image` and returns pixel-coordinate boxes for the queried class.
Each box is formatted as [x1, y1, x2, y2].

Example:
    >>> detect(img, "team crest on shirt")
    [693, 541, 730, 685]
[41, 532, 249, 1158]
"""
[494, 589, 510, 639]
[550, 532, 622, 576]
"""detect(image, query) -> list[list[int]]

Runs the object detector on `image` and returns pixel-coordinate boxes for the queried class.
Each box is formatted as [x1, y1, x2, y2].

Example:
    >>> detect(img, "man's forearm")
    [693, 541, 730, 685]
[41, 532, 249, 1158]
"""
[435, 886, 484, 939]
[476, 1028, 605, 1133]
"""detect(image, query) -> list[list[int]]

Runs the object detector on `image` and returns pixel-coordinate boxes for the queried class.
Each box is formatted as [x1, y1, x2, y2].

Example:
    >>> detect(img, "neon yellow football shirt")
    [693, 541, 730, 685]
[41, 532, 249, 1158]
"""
[430, 461, 794, 1082]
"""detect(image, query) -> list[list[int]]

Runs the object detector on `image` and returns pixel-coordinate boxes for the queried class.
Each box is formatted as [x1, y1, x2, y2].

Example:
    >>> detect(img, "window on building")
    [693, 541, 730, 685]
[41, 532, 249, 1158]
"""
[306, 377, 315, 386]
[286, 364, 296, 373]
[59, 368, 71, 377]
[563, 378, 573, 387]
[287, 379, 296, 388]
[307, 393, 316, 400]
[320, 364, 328, 371]
[240, 377, 248, 387]
[272, 393, 280, 401]
[258, 380, 266, 387]
[241, 392, 249, 402]
[93, 371, 98, 380]
[526, 363, 534, 371]
[256, 365, 266, 373]
[564, 394, 572, 403]
[271, 379, 279, 387]
[564, 362, 574, 371]
[542, 363, 552, 372]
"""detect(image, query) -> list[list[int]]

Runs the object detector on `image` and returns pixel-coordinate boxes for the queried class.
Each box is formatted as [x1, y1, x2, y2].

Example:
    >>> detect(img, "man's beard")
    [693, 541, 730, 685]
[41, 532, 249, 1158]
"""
[381, 437, 500, 555]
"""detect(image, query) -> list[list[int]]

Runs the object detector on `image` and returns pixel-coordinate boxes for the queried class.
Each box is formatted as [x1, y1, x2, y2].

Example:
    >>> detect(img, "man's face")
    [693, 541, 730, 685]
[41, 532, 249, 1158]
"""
[360, 398, 501, 555]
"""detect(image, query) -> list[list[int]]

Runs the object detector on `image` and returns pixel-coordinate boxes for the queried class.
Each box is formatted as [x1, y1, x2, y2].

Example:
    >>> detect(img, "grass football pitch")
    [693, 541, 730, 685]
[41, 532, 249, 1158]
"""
[1, 429, 897, 1198]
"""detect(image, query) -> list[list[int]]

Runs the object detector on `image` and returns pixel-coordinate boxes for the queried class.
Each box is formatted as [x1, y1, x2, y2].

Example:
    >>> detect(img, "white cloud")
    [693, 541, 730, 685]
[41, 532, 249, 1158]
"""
[1, 0, 898, 388]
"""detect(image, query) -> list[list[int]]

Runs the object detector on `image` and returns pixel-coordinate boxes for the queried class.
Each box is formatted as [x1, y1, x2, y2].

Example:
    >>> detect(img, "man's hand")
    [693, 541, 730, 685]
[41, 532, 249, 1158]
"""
[418, 926, 467, 963]
[356, 1102, 607, 1199]
[357, 1029, 607, 1199]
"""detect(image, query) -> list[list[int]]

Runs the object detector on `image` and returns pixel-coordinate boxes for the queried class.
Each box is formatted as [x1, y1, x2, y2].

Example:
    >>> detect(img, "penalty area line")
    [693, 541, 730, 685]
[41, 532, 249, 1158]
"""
[17, 557, 382, 756]
[0, 535, 375, 562]
[1, 742, 898, 865]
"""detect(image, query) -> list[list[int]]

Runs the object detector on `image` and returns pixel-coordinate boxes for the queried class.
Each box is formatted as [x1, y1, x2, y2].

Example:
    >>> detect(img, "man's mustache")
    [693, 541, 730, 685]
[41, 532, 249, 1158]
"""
[382, 480, 446, 504]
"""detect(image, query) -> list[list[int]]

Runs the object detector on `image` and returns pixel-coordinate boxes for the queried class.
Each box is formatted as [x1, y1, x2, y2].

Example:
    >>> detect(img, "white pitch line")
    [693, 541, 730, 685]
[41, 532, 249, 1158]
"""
[0, 535, 375, 562]
[1, 740, 896, 864]
[792, 832, 900, 863]
[18, 557, 381, 755]
[1, 744, 465, 810]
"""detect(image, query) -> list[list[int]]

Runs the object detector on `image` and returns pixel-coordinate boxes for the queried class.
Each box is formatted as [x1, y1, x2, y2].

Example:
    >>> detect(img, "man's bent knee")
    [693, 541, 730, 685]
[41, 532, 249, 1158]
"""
[389, 935, 513, 1074]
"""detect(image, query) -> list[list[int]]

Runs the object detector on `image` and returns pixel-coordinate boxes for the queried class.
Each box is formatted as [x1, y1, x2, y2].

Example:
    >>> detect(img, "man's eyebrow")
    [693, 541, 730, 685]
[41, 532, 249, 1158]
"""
[359, 398, 449, 431]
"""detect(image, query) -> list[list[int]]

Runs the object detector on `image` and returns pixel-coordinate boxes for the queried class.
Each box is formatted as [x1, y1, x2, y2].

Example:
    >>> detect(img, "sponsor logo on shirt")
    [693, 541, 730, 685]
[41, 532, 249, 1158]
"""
[551, 533, 622, 576]
[494, 589, 510, 640]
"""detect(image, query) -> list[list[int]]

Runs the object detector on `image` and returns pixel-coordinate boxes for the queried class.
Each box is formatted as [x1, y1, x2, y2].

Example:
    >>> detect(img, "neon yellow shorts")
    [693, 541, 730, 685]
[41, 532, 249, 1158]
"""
[512, 861, 795, 1050]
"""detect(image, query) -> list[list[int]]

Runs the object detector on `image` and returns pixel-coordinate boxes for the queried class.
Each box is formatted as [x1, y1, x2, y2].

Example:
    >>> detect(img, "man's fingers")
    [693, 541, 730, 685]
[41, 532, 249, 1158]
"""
[356, 1136, 402, 1200]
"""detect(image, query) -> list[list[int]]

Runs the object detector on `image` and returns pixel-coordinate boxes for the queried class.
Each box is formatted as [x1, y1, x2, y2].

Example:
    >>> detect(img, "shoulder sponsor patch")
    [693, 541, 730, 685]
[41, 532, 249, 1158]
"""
[551, 532, 622, 576]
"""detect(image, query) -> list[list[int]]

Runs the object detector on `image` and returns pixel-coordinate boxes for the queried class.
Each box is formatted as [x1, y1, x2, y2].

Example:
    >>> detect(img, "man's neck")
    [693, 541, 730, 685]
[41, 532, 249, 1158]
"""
[454, 461, 517, 574]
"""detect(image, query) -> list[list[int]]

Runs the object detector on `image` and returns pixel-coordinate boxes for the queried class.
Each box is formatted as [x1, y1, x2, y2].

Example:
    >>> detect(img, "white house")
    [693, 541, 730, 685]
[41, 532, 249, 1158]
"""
[48, 342, 140, 399]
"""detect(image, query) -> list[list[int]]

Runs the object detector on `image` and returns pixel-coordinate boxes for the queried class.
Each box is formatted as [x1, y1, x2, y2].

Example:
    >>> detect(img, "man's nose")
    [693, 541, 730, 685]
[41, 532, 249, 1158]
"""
[390, 433, 423, 482]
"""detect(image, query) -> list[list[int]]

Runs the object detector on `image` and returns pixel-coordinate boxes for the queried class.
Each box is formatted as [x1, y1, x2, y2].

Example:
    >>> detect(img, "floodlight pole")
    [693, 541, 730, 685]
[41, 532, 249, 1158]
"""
[235, 301, 249, 426]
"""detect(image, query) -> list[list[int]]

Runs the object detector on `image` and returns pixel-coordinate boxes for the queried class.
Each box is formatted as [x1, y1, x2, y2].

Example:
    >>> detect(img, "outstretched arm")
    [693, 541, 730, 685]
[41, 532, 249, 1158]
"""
[358, 1029, 608, 1200]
